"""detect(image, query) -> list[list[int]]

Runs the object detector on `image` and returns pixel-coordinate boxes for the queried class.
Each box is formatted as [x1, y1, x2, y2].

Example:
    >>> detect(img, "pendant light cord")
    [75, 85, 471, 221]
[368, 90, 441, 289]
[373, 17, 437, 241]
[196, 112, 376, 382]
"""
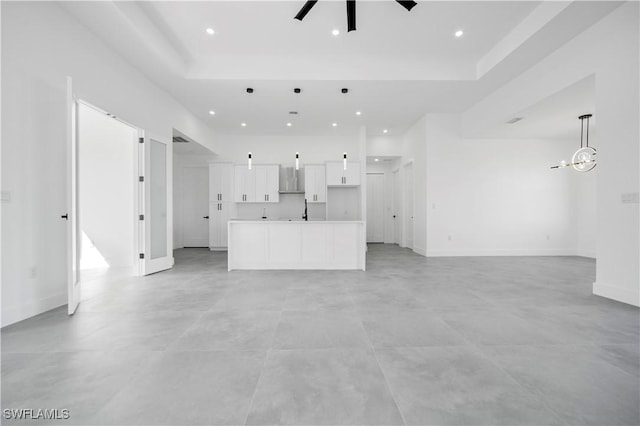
[580, 117, 584, 149]
[586, 116, 590, 148]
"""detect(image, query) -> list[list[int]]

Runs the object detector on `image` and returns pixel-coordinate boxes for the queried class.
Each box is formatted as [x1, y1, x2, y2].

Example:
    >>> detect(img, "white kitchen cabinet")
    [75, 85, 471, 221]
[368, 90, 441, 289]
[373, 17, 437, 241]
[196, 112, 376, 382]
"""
[234, 164, 279, 203]
[254, 165, 280, 203]
[326, 161, 361, 186]
[209, 200, 230, 249]
[209, 163, 233, 250]
[234, 165, 255, 203]
[209, 163, 232, 203]
[304, 165, 326, 203]
[228, 220, 365, 270]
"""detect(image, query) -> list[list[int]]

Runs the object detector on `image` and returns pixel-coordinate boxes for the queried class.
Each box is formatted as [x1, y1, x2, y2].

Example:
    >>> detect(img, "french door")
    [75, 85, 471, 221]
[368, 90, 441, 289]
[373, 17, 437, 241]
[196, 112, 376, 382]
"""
[66, 78, 174, 316]
[138, 133, 174, 275]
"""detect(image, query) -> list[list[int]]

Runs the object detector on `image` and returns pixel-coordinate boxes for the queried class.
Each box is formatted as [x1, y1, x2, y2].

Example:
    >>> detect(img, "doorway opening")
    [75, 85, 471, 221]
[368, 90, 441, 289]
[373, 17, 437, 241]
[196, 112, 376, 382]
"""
[172, 130, 215, 251]
[365, 156, 401, 245]
[77, 102, 139, 296]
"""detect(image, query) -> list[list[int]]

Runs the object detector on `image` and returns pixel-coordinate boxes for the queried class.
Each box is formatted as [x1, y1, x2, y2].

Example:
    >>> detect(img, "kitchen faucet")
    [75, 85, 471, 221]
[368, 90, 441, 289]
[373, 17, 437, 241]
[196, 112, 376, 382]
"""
[302, 198, 308, 221]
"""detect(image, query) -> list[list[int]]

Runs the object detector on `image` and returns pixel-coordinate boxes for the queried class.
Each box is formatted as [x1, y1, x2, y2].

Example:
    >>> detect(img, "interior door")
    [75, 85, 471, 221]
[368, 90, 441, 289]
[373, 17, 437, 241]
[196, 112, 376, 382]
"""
[140, 134, 173, 275]
[366, 173, 385, 243]
[392, 170, 401, 245]
[182, 166, 209, 247]
[66, 77, 81, 314]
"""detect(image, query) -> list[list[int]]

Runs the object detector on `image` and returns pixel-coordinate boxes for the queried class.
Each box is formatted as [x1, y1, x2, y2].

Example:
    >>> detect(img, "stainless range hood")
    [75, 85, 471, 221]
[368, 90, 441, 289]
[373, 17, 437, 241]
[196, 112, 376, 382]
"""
[279, 166, 305, 194]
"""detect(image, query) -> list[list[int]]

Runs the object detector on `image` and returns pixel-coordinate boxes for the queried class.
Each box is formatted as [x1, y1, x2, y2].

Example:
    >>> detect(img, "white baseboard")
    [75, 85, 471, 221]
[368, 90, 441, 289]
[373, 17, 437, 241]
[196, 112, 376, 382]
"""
[1, 292, 67, 328]
[576, 250, 596, 259]
[413, 246, 427, 256]
[426, 248, 578, 257]
[593, 282, 640, 307]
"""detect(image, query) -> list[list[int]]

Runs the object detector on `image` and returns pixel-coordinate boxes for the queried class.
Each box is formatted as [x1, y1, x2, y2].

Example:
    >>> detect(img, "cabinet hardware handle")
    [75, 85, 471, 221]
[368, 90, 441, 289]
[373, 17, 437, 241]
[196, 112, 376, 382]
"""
[203, 216, 209, 219]
[61, 214, 68, 220]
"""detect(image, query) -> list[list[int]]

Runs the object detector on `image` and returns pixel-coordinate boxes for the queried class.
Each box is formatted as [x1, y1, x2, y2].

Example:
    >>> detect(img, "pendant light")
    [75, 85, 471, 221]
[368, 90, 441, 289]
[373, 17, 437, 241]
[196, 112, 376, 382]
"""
[343, 152, 347, 170]
[248, 152, 252, 170]
[295, 152, 300, 170]
[551, 114, 596, 172]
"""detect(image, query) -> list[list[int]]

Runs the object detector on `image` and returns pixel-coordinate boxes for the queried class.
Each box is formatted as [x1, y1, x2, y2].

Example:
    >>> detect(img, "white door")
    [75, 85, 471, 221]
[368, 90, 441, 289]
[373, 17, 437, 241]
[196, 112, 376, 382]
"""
[66, 77, 81, 315]
[404, 163, 414, 249]
[392, 170, 401, 245]
[140, 134, 174, 275]
[366, 173, 385, 243]
[182, 166, 209, 247]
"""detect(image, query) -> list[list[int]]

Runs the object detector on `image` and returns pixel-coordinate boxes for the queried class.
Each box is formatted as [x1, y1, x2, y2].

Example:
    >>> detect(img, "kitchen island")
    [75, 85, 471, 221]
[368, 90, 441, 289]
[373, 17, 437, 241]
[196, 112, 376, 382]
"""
[228, 220, 366, 271]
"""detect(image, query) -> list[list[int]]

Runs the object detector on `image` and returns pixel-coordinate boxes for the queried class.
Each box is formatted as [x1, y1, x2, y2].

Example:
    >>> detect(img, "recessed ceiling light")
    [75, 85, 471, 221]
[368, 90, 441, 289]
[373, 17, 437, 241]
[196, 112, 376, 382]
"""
[383, 129, 388, 134]
[374, 158, 379, 162]
[455, 30, 464, 38]
[241, 122, 247, 127]
[356, 111, 362, 116]
[209, 110, 215, 115]
[332, 122, 338, 127]
[332, 29, 340, 36]
[206, 28, 215, 35]
[286, 122, 292, 127]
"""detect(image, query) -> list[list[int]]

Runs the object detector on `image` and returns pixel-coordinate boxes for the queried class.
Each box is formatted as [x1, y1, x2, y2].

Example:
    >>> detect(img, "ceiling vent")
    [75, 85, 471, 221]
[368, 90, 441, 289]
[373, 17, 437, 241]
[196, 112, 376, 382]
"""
[506, 117, 524, 124]
[172, 136, 190, 143]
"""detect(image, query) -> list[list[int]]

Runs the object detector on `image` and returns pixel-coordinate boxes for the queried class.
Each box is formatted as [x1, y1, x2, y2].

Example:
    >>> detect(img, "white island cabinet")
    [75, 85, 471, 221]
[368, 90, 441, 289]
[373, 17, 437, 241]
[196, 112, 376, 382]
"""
[228, 220, 365, 271]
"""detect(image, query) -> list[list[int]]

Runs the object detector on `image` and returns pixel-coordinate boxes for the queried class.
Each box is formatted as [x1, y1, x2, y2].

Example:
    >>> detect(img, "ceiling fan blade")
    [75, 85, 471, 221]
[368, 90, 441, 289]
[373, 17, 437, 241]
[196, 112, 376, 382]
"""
[395, 0, 417, 12]
[294, 0, 319, 21]
[347, 0, 356, 32]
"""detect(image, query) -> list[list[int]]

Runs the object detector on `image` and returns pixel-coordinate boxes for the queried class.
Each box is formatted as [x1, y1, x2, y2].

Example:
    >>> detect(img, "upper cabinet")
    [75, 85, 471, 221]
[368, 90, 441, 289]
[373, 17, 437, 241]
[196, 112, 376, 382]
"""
[326, 162, 361, 186]
[254, 165, 279, 203]
[305, 165, 326, 203]
[234, 165, 255, 203]
[234, 164, 279, 203]
[209, 163, 233, 203]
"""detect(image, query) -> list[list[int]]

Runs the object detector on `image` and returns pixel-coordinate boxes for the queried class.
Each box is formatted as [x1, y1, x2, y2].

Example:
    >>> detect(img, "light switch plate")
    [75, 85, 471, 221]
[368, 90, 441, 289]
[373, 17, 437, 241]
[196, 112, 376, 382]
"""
[621, 193, 639, 204]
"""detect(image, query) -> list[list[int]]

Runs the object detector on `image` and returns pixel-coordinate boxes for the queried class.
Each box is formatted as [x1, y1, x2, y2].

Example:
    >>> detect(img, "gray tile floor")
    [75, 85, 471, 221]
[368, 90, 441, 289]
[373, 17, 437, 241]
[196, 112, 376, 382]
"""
[2, 244, 639, 425]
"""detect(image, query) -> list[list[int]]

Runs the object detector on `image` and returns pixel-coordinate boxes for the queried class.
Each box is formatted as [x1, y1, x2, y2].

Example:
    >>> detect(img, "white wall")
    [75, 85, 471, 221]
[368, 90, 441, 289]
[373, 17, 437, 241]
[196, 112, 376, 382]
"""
[425, 114, 580, 256]
[462, 2, 639, 306]
[367, 116, 598, 259]
[401, 117, 428, 255]
[213, 133, 360, 166]
[571, 166, 597, 258]
[79, 104, 137, 269]
[1, 2, 216, 326]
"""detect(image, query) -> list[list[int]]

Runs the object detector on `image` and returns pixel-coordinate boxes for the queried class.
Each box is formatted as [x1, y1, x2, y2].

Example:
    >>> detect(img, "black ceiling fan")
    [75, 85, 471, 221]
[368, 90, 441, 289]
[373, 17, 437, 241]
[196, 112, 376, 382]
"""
[294, 0, 418, 32]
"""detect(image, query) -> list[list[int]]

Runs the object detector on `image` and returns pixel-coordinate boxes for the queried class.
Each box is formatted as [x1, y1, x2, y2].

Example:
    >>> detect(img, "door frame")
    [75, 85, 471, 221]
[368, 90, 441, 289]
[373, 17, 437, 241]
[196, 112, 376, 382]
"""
[392, 168, 400, 245]
[66, 77, 80, 314]
[366, 172, 385, 243]
[402, 160, 414, 249]
[179, 165, 210, 248]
